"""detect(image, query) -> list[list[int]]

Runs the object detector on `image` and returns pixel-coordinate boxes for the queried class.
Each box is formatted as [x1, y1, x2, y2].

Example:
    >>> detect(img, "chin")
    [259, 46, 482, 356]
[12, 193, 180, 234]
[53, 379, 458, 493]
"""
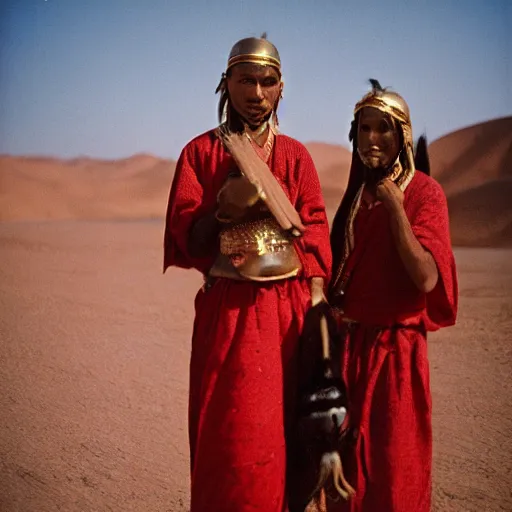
[247, 116, 268, 127]
[363, 157, 383, 169]
[246, 109, 271, 123]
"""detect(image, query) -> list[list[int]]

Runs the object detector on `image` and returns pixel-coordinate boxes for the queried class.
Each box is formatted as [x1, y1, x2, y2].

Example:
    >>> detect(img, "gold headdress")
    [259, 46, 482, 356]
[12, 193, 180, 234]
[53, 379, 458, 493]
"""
[354, 79, 415, 191]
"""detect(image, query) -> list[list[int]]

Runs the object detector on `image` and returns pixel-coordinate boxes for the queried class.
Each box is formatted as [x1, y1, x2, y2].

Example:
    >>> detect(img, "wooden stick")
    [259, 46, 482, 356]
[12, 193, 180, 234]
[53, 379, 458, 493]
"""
[320, 315, 330, 361]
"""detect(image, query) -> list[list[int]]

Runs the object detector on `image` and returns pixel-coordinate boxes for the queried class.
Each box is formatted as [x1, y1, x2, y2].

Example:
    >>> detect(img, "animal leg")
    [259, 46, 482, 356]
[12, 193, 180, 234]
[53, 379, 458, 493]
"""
[331, 451, 356, 499]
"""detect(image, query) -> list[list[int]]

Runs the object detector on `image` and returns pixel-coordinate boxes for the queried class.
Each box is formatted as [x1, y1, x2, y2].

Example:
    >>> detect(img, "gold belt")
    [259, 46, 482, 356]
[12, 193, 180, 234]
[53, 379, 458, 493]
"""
[216, 217, 302, 281]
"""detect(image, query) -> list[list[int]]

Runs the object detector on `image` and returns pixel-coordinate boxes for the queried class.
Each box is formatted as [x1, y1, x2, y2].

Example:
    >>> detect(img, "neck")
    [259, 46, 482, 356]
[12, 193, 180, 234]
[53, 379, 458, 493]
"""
[226, 105, 273, 142]
[363, 157, 402, 186]
[245, 121, 269, 147]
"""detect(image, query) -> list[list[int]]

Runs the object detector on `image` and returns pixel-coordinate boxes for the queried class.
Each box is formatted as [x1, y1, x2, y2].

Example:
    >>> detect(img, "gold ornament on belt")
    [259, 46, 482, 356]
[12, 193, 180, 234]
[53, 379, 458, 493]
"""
[216, 217, 302, 281]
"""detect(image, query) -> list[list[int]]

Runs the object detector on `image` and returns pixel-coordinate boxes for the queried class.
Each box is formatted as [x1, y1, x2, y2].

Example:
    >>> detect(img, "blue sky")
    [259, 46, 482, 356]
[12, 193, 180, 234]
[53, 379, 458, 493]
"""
[0, 0, 510, 159]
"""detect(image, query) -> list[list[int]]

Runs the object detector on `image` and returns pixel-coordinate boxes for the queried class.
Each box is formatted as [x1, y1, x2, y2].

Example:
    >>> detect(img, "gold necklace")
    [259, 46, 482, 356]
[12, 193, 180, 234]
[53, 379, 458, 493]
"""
[245, 121, 268, 141]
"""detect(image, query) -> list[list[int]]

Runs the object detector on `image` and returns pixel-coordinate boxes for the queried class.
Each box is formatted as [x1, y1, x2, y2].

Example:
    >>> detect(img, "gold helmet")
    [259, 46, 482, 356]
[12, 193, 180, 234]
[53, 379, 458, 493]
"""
[353, 79, 415, 191]
[226, 35, 281, 74]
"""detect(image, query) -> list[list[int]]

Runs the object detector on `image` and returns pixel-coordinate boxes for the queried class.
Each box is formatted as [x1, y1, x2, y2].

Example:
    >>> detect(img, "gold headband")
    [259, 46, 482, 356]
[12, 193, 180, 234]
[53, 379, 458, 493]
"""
[227, 53, 281, 72]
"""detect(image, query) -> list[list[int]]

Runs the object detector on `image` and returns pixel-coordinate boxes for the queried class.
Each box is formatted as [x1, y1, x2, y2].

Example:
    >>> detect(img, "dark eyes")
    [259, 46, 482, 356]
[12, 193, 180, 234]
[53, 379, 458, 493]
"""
[360, 122, 392, 133]
[238, 78, 278, 86]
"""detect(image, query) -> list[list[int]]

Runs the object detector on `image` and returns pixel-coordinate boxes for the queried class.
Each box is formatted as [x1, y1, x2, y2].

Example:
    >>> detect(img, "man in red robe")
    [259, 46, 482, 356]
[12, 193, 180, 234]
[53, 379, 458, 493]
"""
[163, 34, 331, 512]
[328, 80, 458, 512]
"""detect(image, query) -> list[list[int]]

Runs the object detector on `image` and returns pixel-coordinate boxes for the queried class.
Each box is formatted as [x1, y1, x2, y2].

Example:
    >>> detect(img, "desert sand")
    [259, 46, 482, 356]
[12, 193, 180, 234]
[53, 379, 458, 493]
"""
[1, 117, 511, 511]
[1, 221, 511, 512]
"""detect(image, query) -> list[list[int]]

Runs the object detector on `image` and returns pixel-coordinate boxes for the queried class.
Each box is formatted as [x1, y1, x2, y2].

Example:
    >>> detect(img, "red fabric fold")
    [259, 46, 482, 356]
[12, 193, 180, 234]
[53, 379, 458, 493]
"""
[189, 279, 310, 512]
[409, 176, 458, 331]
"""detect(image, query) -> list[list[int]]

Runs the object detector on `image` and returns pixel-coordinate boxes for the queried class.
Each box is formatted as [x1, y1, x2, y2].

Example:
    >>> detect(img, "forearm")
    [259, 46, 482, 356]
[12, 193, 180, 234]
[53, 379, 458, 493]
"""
[310, 276, 326, 306]
[389, 206, 439, 293]
[188, 212, 222, 258]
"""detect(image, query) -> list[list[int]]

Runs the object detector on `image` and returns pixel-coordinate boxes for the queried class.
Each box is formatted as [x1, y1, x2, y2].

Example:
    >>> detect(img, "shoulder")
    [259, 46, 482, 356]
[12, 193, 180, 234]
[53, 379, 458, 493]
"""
[275, 133, 314, 161]
[275, 133, 309, 153]
[180, 128, 220, 156]
[176, 128, 223, 169]
[407, 171, 446, 201]
[405, 171, 449, 217]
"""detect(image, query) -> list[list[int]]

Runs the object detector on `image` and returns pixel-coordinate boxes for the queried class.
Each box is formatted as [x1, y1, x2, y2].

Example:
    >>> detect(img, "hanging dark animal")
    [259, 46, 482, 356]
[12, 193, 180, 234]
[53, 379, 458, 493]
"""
[295, 302, 356, 508]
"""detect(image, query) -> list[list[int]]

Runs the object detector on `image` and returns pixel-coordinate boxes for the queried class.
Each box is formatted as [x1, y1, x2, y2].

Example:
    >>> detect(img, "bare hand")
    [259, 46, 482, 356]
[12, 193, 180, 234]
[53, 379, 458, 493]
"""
[216, 176, 260, 222]
[375, 179, 404, 213]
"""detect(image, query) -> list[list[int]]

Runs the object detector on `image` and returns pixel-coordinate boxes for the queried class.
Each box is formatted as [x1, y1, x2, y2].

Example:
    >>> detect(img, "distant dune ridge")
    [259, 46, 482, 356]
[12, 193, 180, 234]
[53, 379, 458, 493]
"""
[0, 153, 175, 222]
[0, 116, 510, 246]
[428, 116, 512, 247]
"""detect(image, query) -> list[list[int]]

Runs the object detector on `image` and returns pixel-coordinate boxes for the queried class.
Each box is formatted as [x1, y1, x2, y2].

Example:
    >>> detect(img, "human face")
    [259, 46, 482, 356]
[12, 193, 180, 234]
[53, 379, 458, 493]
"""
[226, 63, 282, 127]
[357, 107, 400, 170]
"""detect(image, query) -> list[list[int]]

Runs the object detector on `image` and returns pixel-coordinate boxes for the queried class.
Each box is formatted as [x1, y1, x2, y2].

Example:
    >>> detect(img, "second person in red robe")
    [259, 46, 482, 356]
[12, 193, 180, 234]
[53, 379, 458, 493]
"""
[328, 80, 458, 512]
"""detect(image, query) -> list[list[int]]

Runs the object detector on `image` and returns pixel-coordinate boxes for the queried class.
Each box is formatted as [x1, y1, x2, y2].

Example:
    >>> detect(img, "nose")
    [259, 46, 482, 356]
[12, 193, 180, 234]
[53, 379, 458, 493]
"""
[254, 83, 264, 101]
[368, 130, 379, 145]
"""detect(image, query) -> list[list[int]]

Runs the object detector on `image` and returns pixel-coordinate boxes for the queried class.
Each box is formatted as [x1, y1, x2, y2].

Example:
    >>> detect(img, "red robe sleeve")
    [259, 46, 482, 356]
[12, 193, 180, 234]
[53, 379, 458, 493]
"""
[292, 146, 332, 282]
[163, 141, 213, 274]
[409, 175, 458, 331]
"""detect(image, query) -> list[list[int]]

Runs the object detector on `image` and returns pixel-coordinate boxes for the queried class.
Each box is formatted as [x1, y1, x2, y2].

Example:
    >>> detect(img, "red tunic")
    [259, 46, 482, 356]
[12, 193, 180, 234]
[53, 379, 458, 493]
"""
[331, 171, 458, 512]
[163, 129, 332, 512]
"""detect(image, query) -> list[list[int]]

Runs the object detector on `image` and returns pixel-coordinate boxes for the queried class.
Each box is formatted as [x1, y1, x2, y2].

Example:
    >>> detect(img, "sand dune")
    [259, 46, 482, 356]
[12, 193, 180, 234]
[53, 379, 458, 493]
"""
[1, 117, 510, 246]
[429, 116, 512, 194]
[305, 143, 352, 220]
[0, 154, 175, 222]
[305, 141, 352, 185]
[428, 117, 512, 246]
[447, 179, 512, 247]
[0, 143, 350, 223]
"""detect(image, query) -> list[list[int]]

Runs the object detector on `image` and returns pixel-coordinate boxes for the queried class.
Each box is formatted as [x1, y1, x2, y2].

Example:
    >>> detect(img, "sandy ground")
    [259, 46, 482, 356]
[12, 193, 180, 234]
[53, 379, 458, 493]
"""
[1, 220, 511, 512]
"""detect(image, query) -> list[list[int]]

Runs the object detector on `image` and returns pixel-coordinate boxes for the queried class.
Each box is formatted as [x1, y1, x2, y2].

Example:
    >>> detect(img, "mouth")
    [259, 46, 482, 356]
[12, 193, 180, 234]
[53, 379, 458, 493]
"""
[359, 149, 386, 171]
[363, 152, 386, 165]
[246, 101, 269, 112]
